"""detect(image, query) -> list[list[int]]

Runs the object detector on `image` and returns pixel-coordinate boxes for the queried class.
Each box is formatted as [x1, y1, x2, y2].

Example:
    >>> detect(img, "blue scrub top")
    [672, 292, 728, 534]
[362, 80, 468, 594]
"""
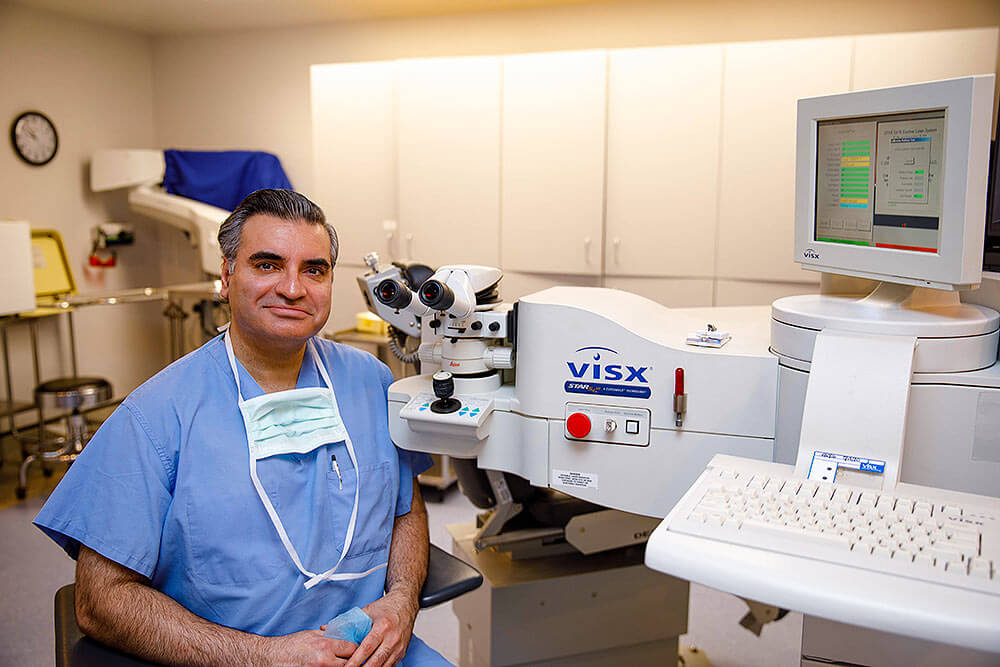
[34, 336, 438, 643]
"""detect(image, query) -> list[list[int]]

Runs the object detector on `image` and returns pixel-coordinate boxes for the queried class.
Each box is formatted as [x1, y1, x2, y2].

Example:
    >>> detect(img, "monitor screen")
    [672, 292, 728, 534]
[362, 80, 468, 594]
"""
[815, 109, 946, 254]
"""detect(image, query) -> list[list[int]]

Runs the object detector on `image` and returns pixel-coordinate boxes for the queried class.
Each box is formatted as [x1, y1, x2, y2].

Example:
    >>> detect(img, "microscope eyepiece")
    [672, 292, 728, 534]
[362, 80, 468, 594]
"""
[419, 280, 455, 311]
[374, 278, 413, 309]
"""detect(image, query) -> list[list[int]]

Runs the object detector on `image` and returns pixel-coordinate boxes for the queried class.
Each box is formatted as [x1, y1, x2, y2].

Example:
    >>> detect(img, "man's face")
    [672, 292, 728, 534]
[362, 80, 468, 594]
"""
[220, 214, 333, 346]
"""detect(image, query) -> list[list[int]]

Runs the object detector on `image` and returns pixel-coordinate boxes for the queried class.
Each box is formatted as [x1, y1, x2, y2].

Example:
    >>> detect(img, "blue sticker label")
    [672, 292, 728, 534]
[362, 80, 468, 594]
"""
[807, 451, 886, 482]
[564, 381, 652, 399]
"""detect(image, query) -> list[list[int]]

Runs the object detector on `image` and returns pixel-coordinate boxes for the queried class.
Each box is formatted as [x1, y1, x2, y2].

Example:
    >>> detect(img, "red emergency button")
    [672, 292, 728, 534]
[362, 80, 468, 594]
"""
[566, 412, 591, 439]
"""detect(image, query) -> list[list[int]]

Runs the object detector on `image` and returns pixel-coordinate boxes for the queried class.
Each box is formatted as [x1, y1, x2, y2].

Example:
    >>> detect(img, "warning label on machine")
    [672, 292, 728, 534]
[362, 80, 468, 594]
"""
[552, 469, 598, 490]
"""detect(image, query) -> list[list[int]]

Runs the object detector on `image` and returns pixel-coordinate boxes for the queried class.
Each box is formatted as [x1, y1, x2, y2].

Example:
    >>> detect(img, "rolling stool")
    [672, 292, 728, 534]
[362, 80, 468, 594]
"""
[16, 377, 112, 499]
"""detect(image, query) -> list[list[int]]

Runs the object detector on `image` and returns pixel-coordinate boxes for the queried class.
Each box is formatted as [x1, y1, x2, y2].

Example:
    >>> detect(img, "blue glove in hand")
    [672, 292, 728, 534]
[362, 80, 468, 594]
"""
[323, 607, 373, 644]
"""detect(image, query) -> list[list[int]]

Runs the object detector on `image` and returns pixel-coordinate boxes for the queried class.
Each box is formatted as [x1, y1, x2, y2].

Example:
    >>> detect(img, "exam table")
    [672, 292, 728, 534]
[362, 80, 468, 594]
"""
[54, 544, 482, 666]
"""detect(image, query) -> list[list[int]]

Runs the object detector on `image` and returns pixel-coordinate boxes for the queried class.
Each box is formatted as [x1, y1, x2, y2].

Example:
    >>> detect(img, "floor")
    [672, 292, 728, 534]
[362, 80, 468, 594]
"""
[0, 436, 802, 666]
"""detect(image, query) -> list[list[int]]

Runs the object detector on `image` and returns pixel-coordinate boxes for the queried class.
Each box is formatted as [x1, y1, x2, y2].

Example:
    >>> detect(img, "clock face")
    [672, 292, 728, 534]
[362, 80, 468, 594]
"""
[11, 111, 58, 166]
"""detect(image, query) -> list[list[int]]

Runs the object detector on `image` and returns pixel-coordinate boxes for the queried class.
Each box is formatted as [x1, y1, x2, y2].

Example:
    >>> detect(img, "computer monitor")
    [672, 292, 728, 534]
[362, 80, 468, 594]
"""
[794, 75, 994, 290]
[984, 101, 1000, 272]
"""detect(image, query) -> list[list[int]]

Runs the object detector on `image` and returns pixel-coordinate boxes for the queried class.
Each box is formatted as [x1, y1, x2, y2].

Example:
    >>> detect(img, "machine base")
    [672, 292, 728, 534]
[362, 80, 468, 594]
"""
[449, 522, 688, 666]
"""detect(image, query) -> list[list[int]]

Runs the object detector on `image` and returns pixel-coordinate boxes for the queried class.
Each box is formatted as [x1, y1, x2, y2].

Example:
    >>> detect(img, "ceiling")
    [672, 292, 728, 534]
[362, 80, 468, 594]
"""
[9, 0, 610, 35]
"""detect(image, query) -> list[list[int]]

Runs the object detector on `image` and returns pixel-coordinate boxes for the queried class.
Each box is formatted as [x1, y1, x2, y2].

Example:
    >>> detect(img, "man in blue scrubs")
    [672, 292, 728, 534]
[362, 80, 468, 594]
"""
[35, 189, 451, 666]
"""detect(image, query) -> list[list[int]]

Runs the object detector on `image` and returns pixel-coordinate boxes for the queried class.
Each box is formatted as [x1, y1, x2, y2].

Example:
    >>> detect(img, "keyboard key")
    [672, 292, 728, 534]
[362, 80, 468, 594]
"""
[970, 558, 992, 579]
[930, 546, 963, 563]
[832, 488, 853, 504]
[945, 561, 968, 576]
[741, 519, 851, 549]
[779, 481, 799, 496]
[858, 492, 878, 508]
[892, 549, 913, 562]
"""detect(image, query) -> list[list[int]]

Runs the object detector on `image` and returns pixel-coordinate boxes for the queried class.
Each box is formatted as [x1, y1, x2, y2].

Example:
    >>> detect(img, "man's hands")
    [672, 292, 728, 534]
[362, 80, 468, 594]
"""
[343, 590, 419, 667]
[264, 630, 356, 667]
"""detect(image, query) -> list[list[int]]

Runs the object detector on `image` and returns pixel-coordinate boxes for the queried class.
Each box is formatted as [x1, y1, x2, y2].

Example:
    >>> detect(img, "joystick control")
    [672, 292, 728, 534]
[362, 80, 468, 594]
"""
[430, 371, 461, 414]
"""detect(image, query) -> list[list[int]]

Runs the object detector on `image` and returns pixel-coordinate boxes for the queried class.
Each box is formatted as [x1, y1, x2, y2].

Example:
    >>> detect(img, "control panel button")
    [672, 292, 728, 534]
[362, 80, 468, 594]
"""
[605, 419, 617, 432]
[625, 419, 640, 434]
[566, 412, 591, 439]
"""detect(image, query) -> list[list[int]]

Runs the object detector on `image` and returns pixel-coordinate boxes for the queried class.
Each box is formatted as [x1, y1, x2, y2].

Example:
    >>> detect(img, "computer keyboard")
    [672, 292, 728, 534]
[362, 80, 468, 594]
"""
[645, 454, 1000, 653]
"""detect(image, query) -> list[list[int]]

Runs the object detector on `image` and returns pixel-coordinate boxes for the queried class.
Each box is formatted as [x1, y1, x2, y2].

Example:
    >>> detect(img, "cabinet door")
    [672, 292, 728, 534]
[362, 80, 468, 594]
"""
[397, 56, 501, 269]
[853, 28, 999, 91]
[311, 62, 396, 267]
[605, 45, 723, 278]
[716, 38, 852, 283]
[501, 50, 607, 275]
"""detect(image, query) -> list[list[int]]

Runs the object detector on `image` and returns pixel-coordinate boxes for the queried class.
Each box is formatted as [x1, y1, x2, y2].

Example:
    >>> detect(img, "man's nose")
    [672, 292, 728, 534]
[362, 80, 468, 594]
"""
[275, 269, 306, 300]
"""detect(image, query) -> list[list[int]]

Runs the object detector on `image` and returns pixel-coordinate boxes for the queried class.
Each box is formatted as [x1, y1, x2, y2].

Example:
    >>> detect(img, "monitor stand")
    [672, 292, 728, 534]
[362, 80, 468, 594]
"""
[771, 282, 999, 375]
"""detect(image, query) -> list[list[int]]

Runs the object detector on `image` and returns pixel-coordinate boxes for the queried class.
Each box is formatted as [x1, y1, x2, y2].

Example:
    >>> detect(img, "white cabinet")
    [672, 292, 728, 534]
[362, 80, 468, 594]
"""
[716, 38, 852, 283]
[396, 56, 501, 269]
[605, 45, 724, 278]
[603, 276, 714, 307]
[500, 51, 607, 275]
[714, 279, 819, 307]
[853, 28, 999, 91]
[311, 62, 397, 267]
[499, 271, 601, 301]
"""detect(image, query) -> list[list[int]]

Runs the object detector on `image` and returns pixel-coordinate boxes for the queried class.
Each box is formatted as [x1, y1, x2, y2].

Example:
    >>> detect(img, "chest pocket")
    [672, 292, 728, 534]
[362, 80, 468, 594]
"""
[327, 451, 395, 560]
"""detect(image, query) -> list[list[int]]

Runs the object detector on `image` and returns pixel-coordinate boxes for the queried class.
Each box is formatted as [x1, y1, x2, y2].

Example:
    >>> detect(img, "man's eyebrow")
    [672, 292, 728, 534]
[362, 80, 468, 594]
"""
[302, 258, 332, 269]
[248, 251, 284, 262]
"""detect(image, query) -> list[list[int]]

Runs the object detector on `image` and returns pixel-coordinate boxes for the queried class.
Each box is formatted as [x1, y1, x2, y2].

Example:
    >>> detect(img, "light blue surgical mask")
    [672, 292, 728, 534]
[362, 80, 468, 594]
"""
[225, 331, 386, 589]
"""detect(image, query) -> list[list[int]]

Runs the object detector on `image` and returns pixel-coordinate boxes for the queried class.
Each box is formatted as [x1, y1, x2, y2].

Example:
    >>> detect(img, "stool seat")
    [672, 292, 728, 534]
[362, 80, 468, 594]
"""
[16, 376, 114, 499]
[35, 377, 112, 411]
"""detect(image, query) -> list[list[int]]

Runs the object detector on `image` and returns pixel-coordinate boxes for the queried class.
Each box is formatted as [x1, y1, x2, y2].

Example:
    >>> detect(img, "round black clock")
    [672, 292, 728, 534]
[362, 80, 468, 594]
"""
[11, 111, 59, 166]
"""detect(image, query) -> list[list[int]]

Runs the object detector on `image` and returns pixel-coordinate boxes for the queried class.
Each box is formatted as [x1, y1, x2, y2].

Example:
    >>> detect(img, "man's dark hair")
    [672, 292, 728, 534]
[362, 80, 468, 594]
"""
[218, 189, 338, 269]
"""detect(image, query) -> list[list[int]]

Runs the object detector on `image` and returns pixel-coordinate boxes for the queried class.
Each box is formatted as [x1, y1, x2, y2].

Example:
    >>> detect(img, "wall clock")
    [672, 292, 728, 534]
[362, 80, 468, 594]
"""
[11, 111, 59, 166]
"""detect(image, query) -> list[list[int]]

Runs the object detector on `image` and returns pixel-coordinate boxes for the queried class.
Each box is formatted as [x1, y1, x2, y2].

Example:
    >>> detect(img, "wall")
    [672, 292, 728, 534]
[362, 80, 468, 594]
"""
[150, 0, 1000, 332]
[0, 4, 164, 410]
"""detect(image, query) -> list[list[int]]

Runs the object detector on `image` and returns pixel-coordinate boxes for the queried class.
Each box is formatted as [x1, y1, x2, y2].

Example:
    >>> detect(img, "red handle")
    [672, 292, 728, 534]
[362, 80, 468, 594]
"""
[674, 368, 684, 396]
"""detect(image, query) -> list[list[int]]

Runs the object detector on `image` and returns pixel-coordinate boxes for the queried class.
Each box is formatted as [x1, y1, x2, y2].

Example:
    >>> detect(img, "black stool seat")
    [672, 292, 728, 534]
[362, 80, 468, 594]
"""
[17, 377, 114, 499]
[54, 544, 482, 666]
[35, 377, 112, 410]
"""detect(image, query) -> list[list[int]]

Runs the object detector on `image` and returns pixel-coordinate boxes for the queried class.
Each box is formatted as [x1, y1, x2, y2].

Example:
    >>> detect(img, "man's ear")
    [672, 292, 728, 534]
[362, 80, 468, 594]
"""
[219, 259, 231, 301]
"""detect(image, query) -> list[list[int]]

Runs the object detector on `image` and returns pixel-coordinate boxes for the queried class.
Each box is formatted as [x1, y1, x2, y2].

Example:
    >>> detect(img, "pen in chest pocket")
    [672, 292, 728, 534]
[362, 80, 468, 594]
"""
[331, 454, 343, 489]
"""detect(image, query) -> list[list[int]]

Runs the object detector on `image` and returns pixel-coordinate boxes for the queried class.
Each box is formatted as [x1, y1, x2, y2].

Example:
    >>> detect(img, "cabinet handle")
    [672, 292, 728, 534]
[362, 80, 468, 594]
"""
[383, 220, 398, 260]
[613, 237, 621, 265]
[584, 237, 592, 264]
[405, 233, 414, 261]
